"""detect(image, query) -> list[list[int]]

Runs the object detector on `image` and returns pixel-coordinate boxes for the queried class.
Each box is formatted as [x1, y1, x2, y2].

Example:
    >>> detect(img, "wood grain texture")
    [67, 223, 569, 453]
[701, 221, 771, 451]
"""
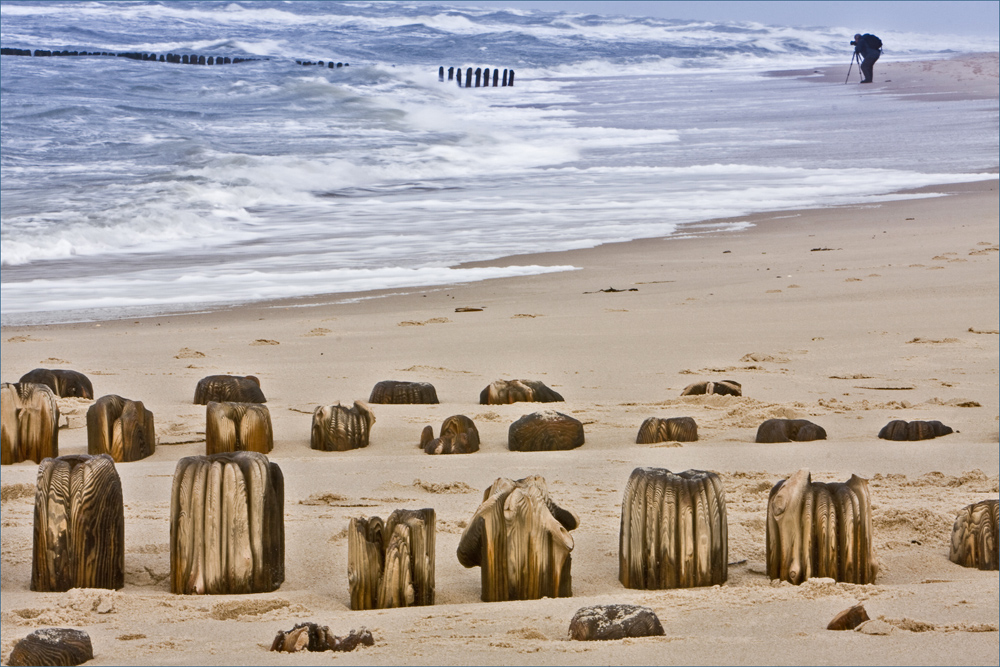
[479, 379, 564, 405]
[420, 415, 480, 454]
[619, 467, 727, 589]
[680, 380, 742, 396]
[7, 628, 94, 666]
[311, 401, 375, 452]
[568, 604, 665, 641]
[755, 418, 827, 443]
[1, 382, 60, 465]
[205, 402, 273, 455]
[766, 469, 878, 585]
[348, 508, 435, 610]
[949, 499, 998, 571]
[86, 394, 155, 462]
[878, 419, 953, 441]
[507, 410, 584, 452]
[635, 416, 698, 444]
[193, 375, 266, 405]
[457, 476, 577, 602]
[270, 624, 374, 653]
[170, 451, 284, 594]
[368, 380, 439, 404]
[19, 368, 94, 399]
[31, 454, 124, 592]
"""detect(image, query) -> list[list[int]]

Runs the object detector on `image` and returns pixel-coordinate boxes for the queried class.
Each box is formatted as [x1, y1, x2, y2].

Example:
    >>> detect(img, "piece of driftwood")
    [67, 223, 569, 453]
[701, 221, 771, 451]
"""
[193, 374, 266, 405]
[32, 454, 124, 592]
[270, 624, 374, 653]
[568, 604, 665, 641]
[635, 416, 697, 444]
[827, 604, 871, 631]
[619, 467, 728, 589]
[86, 394, 155, 462]
[348, 508, 435, 610]
[368, 380, 439, 404]
[311, 401, 375, 452]
[7, 628, 94, 667]
[878, 419, 953, 441]
[1, 382, 59, 465]
[479, 379, 564, 405]
[949, 499, 998, 571]
[508, 410, 584, 452]
[755, 418, 827, 443]
[681, 380, 742, 396]
[205, 402, 273, 455]
[170, 451, 284, 594]
[420, 415, 480, 455]
[457, 476, 578, 602]
[19, 368, 94, 399]
[766, 469, 877, 585]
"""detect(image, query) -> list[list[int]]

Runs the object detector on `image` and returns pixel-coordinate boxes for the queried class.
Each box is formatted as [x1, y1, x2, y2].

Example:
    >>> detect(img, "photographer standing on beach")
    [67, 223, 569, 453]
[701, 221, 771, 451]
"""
[852, 32, 883, 83]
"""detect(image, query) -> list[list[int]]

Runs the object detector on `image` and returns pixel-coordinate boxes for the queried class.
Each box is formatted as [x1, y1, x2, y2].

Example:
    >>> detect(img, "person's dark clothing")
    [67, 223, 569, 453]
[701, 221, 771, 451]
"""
[854, 34, 881, 83]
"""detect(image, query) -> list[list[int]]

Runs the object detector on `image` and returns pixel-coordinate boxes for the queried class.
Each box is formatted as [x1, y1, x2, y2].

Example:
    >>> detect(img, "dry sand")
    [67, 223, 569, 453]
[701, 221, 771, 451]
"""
[1, 55, 998, 665]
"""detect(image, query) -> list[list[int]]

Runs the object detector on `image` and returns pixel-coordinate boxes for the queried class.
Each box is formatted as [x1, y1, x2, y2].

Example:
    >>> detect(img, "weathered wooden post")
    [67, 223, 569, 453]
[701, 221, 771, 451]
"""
[465, 67, 473, 87]
[508, 411, 584, 452]
[419, 415, 479, 455]
[369, 380, 438, 404]
[311, 401, 375, 451]
[194, 374, 266, 404]
[348, 508, 435, 610]
[87, 394, 156, 462]
[949, 499, 998, 570]
[205, 402, 273, 455]
[448, 66, 454, 80]
[502, 69, 508, 86]
[635, 416, 698, 443]
[1, 382, 59, 465]
[438, 66, 444, 80]
[480, 378, 563, 404]
[492, 68, 499, 86]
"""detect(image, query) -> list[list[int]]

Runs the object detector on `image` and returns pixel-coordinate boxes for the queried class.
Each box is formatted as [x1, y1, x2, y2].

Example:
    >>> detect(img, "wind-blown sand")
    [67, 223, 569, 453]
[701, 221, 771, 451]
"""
[2, 55, 998, 666]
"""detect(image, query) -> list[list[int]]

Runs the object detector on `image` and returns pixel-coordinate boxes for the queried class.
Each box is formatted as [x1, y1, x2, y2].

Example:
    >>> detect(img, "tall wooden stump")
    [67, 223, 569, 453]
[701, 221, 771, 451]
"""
[87, 394, 156, 462]
[170, 451, 284, 594]
[347, 508, 435, 610]
[619, 467, 727, 589]
[457, 476, 578, 602]
[206, 402, 273, 455]
[2, 382, 59, 465]
[311, 401, 375, 451]
[949, 499, 998, 571]
[766, 469, 877, 585]
[32, 454, 124, 591]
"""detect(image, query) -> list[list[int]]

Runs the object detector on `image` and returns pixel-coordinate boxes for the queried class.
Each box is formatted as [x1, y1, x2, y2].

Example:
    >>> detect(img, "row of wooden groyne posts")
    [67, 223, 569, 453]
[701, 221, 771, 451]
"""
[440, 65, 515, 87]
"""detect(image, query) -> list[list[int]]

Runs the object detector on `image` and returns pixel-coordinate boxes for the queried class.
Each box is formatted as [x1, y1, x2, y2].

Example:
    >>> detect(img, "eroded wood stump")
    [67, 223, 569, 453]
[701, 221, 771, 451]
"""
[193, 374, 266, 405]
[457, 476, 578, 602]
[755, 418, 827, 443]
[619, 467, 727, 589]
[568, 604, 664, 641]
[766, 469, 877, 585]
[368, 380, 438, 404]
[270, 624, 374, 653]
[508, 410, 584, 452]
[878, 419, 953, 441]
[949, 499, 998, 571]
[8, 628, 94, 666]
[170, 451, 284, 594]
[681, 380, 742, 396]
[1, 382, 59, 465]
[635, 416, 697, 444]
[479, 379, 564, 405]
[86, 395, 155, 462]
[348, 508, 435, 610]
[420, 415, 479, 454]
[206, 402, 273, 455]
[32, 454, 124, 591]
[19, 368, 94, 399]
[827, 604, 870, 631]
[311, 401, 375, 452]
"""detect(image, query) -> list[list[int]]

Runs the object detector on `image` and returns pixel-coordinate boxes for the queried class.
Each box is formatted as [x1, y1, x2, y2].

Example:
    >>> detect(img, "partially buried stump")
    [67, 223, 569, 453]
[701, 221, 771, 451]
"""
[755, 418, 827, 443]
[457, 475, 578, 602]
[193, 374, 266, 404]
[420, 415, 479, 454]
[619, 467, 728, 589]
[568, 604, 664, 641]
[19, 368, 94, 399]
[949, 499, 998, 571]
[766, 469, 877, 585]
[86, 394, 155, 462]
[878, 419, 953, 441]
[635, 416, 697, 444]
[170, 451, 284, 594]
[681, 380, 741, 396]
[1, 382, 59, 465]
[508, 410, 584, 452]
[32, 454, 124, 591]
[368, 380, 438, 404]
[270, 624, 374, 653]
[827, 604, 870, 631]
[348, 508, 435, 610]
[206, 402, 273, 454]
[479, 379, 564, 405]
[7, 628, 94, 667]
[311, 401, 375, 452]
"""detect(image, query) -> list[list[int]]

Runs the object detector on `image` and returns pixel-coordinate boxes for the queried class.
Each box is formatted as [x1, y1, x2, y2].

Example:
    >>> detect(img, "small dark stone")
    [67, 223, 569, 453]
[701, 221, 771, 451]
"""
[569, 604, 664, 641]
[827, 604, 870, 630]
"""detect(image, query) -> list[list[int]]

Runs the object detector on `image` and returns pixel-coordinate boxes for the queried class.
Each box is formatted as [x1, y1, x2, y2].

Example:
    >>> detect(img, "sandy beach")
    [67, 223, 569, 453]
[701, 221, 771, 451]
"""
[1, 55, 998, 666]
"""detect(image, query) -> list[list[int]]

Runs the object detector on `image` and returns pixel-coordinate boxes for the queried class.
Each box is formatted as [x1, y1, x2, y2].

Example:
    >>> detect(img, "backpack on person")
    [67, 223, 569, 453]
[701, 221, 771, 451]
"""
[864, 34, 883, 50]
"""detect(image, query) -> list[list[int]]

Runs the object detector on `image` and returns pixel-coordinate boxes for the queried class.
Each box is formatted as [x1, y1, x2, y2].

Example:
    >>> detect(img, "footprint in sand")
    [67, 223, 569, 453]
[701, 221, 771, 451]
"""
[398, 318, 451, 326]
[174, 347, 205, 359]
[845, 277, 862, 282]
[40, 357, 69, 364]
[250, 339, 280, 345]
[512, 313, 542, 318]
[303, 328, 331, 337]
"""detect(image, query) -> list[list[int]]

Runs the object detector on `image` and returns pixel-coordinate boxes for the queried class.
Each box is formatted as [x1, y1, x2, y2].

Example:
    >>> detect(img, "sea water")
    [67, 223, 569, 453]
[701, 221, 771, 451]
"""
[2, 1, 997, 324]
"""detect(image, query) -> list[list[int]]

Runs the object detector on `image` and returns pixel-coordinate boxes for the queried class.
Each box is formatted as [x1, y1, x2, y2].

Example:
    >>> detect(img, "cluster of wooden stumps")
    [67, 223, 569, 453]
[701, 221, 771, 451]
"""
[440, 65, 514, 87]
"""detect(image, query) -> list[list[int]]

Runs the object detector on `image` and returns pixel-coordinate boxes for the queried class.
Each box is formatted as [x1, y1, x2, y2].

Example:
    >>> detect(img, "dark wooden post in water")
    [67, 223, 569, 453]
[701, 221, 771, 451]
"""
[492, 68, 499, 86]
[509, 69, 515, 86]
[457, 476, 578, 602]
[206, 402, 273, 455]
[170, 451, 284, 594]
[348, 508, 436, 610]
[465, 67, 473, 87]
[502, 69, 508, 86]
[949, 499, 999, 570]
[448, 66, 454, 80]
[438, 66, 444, 80]
[32, 454, 124, 591]
[87, 394, 156, 462]
[1, 382, 59, 465]
[619, 468, 728, 589]
[474, 67, 482, 87]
